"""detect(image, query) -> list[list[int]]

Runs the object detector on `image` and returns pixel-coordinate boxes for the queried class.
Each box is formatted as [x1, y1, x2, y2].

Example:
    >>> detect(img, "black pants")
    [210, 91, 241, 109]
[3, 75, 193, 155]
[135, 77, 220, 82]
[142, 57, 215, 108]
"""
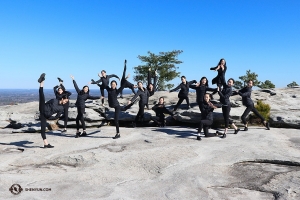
[222, 105, 233, 128]
[62, 102, 69, 128]
[198, 101, 204, 113]
[198, 119, 215, 137]
[120, 61, 136, 96]
[100, 88, 105, 104]
[76, 107, 86, 130]
[151, 116, 164, 125]
[241, 104, 265, 125]
[112, 105, 130, 133]
[135, 103, 145, 123]
[39, 87, 47, 140]
[174, 96, 189, 111]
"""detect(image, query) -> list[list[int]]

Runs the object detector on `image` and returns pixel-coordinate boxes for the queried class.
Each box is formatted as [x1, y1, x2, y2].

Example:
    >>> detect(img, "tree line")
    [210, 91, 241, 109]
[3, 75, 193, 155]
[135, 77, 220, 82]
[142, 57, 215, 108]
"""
[133, 50, 298, 90]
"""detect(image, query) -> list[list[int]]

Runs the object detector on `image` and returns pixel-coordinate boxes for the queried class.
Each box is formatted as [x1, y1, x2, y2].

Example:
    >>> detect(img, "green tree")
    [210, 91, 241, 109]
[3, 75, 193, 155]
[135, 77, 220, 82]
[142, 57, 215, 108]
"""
[233, 70, 261, 89]
[133, 50, 183, 90]
[258, 80, 275, 89]
[287, 81, 299, 88]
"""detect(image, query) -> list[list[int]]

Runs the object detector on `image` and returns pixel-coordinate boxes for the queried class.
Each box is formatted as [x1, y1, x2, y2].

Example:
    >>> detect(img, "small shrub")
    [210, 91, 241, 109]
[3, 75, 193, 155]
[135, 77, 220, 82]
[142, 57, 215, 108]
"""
[252, 100, 270, 121]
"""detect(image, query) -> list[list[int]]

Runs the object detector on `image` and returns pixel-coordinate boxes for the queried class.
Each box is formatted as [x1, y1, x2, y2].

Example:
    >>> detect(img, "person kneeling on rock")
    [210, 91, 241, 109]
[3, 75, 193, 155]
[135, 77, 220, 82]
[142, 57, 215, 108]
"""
[197, 93, 222, 140]
[151, 97, 176, 127]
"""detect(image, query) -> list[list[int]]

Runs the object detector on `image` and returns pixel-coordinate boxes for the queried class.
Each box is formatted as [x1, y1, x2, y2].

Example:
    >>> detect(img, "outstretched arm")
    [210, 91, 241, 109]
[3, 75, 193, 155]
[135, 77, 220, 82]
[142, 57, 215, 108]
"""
[71, 75, 81, 94]
[170, 84, 181, 92]
[108, 74, 120, 81]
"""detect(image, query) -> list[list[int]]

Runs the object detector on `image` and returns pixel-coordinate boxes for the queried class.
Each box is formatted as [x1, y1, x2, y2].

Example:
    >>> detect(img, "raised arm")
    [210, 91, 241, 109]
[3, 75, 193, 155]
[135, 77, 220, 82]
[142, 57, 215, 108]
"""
[108, 74, 120, 80]
[153, 70, 158, 91]
[71, 75, 81, 94]
[53, 85, 59, 95]
[188, 80, 197, 85]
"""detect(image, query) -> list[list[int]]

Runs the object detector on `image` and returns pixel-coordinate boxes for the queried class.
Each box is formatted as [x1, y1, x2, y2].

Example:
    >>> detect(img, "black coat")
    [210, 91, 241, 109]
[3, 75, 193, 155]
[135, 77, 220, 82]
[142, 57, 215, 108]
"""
[210, 66, 227, 85]
[130, 87, 150, 105]
[106, 85, 125, 108]
[218, 84, 232, 106]
[189, 85, 216, 103]
[93, 74, 120, 88]
[73, 80, 100, 108]
[200, 101, 215, 121]
[170, 80, 197, 98]
[152, 104, 174, 118]
[43, 99, 64, 120]
[53, 85, 72, 100]
[237, 86, 253, 106]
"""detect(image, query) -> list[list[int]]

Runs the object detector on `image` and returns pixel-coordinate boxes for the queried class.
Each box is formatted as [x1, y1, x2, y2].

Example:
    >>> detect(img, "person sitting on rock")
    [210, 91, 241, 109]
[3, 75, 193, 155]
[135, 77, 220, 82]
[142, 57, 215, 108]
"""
[151, 97, 176, 127]
[128, 81, 150, 128]
[101, 80, 133, 139]
[189, 76, 217, 113]
[197, 93, 222, 140]
[71, 75, 101, 138]
[217, 78, 240, 138]
[146, 67, 158, 109]
[119, 59, 137, 98]
[90, 70, 120, 106]
[232, 80, 270, 131]
[38, 73, 69, 148]
[169, 76, 197, 111]
[53, 77, 72, 133]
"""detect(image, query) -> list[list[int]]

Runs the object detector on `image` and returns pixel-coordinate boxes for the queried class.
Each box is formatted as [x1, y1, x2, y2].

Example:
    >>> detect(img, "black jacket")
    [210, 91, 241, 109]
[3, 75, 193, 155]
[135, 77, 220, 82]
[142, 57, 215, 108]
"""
[170, 80, 197, 98]
[147, 70, 158, 96]
[201, 101, 215, 121]
[53, 84, 72, 100]
[93, 74, 120, 89]
[189, 85, 216, 103]
[235, 86, 253, 106]
[210, 66, 227, 85]
[152, 104, 174, 118]
[43, 99, 64, 120]
[218, 84, 232, 106]
[130, 87, 150, 105]
[106, 85, 125, 108]
[73, 80, 100, 108]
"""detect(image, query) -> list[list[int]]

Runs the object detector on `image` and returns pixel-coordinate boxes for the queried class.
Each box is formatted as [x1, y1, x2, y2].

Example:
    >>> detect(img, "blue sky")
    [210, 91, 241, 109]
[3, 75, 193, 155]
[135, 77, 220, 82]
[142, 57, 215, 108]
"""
[0, 0, 299, 89]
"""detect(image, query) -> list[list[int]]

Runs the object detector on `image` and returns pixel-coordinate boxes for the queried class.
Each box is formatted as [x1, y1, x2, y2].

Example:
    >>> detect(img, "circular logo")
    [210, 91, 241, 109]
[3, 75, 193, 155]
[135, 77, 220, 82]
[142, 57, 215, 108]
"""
[9, 184, 23, 195]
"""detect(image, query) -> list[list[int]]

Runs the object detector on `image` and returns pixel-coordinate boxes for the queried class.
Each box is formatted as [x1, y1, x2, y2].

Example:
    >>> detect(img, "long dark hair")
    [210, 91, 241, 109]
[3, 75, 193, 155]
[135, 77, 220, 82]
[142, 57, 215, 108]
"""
[217, 58, 226, 67]
[79, 85, 89, 95]
[200, 77, 209, 87]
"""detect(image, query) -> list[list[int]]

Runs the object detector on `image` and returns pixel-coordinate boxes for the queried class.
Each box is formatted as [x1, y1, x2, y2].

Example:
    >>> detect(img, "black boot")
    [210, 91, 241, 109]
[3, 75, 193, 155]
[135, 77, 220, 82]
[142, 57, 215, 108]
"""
[113, 133, 120, 139]
[57, 77, 63, 82]
[234, 128, 240, 134]
[38, 73, 46, 83]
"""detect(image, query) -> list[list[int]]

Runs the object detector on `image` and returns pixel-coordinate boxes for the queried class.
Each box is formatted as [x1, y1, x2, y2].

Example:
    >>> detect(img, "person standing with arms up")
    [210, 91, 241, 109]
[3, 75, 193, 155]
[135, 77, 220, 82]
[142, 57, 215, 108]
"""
[38, 73, 69, 148]
[53, 77, 72, 132]
[91, 70, 120, 106]
[71, 75, 100, 138]
[233, 80, 270, 131]
[128, 81, 150, 127]
[169, 76, 197, 111]
[210, 58, 227, 99]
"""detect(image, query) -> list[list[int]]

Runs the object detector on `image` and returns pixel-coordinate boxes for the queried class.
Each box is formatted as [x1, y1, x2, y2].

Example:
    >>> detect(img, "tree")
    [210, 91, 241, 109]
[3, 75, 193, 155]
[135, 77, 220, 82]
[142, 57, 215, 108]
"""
[133, 50, 183, 90]
[258, 80, 275, 89]
[233, 70, 260, 89]
[287, 81, 299, 88]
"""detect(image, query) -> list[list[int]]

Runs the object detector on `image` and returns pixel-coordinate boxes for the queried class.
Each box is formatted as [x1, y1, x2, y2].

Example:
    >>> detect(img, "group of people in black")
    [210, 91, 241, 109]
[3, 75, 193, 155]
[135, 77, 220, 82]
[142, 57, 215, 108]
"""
[37, 58, 270, 148]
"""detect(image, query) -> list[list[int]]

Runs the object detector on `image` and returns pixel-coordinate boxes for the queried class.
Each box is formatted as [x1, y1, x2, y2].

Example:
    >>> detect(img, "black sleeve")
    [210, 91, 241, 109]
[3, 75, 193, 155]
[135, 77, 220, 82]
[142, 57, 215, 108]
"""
[152, 104, 159, 111]
[94, 78, 102, 84]
[108, 74, 120, 80]
[73, 80, 81, 94]
[218, 88, 232, 99]
[53, 85, 59, 95]
[170, 84, 182, 92]
[130, 90, 141, 102]
[87, 95, 100, 100]
[206, 87, 217, 92]
[116, 84, 126, 96]
[189, 84, 197, 89]
[238, 87, 251, 97]
[64, 90, 72, 97]
[153, 75, 158, 91]
[147, 70, 151, 85]
[188, 80, 197, 85]
[210, 66, 218, 70]
[60, 84, 66, 91]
